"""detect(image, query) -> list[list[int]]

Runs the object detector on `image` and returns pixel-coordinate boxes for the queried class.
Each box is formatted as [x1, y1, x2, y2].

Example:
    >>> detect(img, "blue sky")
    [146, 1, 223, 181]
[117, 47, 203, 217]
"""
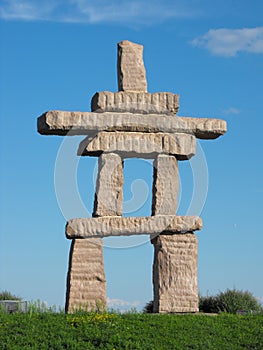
[0, 0, 262, 311]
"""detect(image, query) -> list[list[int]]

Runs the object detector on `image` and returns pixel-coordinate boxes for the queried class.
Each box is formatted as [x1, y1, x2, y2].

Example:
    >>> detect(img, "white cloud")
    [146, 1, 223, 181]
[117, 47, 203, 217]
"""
[0, 0, 200, 24]
[0, 0, 57, 21]
[106, 297, 141, 309]
[191, 27, 263, 57]
[222, 107, 240, 115]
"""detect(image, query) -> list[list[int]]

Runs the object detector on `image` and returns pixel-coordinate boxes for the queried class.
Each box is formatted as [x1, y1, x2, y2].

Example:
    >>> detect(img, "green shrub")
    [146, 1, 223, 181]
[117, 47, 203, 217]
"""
[216, 289, 262, 314]
[199, 295, 220, 313]
[0, 291, 21, 301]
[143, 300, 153, 313]
[199, 289, 262, 314]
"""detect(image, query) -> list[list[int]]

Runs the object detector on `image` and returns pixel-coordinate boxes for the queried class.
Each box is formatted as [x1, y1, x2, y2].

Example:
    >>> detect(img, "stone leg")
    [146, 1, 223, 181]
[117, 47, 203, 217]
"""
[152, 234, 198, 313]
[65, 238, 106, 312]
[93, 153, 124, 217]
[66, 152, 124, 312]
[151, 154, 198, 313]
[152, 155, 178, 216]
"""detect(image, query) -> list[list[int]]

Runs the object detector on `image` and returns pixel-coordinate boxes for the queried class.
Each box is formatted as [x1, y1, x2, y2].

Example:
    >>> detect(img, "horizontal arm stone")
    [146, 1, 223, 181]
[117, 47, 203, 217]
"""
[66, 215, 202, 239]
[37, 110, 227, 140]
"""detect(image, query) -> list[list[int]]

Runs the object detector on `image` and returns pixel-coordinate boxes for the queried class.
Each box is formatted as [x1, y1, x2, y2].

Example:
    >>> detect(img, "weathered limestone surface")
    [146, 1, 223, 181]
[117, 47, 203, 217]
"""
[36, 39, 227, 316]
[78, 132, 196, 160]
[118, 40, 147, 92]
[93, 153, 123, 216]
[66, 215, 202, 239]
[91, 91, 179, 115]
[152, 234, 198, 313]
[38, 110, 227, 139]
[65, 238, 106, 312]
[152, 155, 178, 215]
[67, 153, 123, 312]
[151, 155, 199, 313]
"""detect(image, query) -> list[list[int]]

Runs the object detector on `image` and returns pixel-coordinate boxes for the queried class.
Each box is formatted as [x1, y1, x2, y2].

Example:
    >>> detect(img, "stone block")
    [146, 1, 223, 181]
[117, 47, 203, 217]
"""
[117, 40, 147, 92]
[38, 110, 227, 140]
[152, 155, 178, 215]
[66, 215, 202, 239]
[0, 300, 27, 313]
[65, 238, 106, 313]
[78, 132, 196, 160]
[91, 91, 179, 115]
[93, 153, 123, 216]
[152, 234, 198, 313]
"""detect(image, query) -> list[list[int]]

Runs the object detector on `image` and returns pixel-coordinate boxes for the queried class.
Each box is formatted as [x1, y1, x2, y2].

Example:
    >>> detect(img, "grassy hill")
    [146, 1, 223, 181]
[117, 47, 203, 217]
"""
[0, 312, 262, 349]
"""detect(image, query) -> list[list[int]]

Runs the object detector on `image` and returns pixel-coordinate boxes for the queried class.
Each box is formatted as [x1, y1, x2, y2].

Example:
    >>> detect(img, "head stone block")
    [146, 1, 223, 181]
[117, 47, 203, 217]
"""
[117, 40, 147, 92]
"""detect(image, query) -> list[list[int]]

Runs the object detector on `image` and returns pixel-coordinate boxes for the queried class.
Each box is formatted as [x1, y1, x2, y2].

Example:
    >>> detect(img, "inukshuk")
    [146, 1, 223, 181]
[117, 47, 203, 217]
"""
[37, 40, 227, 313]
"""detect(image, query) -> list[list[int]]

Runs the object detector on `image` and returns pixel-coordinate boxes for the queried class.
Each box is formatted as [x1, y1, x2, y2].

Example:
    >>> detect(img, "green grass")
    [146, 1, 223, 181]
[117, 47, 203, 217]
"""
[0, 312, 262, 349]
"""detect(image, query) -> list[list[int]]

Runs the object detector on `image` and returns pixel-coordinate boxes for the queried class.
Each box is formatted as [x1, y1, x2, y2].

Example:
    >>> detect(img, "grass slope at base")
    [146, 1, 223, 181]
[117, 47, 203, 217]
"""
[0, 313, 262, 349]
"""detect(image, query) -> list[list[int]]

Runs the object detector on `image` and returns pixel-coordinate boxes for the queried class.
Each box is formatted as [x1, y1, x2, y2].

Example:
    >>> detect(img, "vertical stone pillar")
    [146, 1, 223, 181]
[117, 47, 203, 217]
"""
[65, 238, 106, 312]
[151, 154, 199, 313]
[152, 155, 178, 216]
[152, 234, 198, 313]
[117, 40, 147, 92]
[66, 152, 123, 312]
[93, 153, 124, 217]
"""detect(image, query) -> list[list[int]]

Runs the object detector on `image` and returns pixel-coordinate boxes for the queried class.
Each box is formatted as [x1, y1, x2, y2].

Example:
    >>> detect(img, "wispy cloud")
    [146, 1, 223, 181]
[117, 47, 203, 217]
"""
[222, 107, 240, 115]
[191, 27, 263, 57]
[107, 297, 141, 309]
[0, 0, 200, 25]
[0, 0, 56, 21]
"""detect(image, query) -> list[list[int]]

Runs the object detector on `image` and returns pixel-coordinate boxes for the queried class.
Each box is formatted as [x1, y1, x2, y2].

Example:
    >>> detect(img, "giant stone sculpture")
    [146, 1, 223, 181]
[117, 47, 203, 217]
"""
[37, 40, 226, 313]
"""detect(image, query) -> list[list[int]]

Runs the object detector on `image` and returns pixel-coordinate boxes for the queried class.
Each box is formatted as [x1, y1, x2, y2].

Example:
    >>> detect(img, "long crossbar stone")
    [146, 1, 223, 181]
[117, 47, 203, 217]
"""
[66, 215, 202, 239]
[38, 111, 227, 139]
[78, 132, 196, 160]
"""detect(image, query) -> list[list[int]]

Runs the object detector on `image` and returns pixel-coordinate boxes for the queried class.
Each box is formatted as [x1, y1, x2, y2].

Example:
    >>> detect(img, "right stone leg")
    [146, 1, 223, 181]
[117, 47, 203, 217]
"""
[65, 238, 106, 313]
[152, 233, 198, 313]
[151, 154, 199, 313]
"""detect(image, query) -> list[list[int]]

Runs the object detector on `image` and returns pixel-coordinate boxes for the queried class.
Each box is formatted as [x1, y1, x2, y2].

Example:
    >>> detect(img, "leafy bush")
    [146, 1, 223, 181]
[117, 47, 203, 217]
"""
[0, 291, 21, 301]
[216, 289, 262, 314]
[199, 289, 262, 314]
[199, 295, 220, 313]
[143, 300, 153, 313]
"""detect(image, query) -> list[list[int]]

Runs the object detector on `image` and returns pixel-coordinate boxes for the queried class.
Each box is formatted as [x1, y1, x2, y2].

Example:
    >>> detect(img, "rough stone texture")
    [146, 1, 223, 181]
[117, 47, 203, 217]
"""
[66, 215, 202, 239]
[91, 91, 179, 115]
[37, 39, 226, 315]
[151, 155, 199, 313]
[152, 234, 198, 313]
[78, 132, 196, 160]
[118, 40, 147, 92]
[38, 110, 227, 140]
[66, 153, 123, 312]
[152, 155, 178, 215]
[93, 153, 123, 216]
[65, 238, 106, 313]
